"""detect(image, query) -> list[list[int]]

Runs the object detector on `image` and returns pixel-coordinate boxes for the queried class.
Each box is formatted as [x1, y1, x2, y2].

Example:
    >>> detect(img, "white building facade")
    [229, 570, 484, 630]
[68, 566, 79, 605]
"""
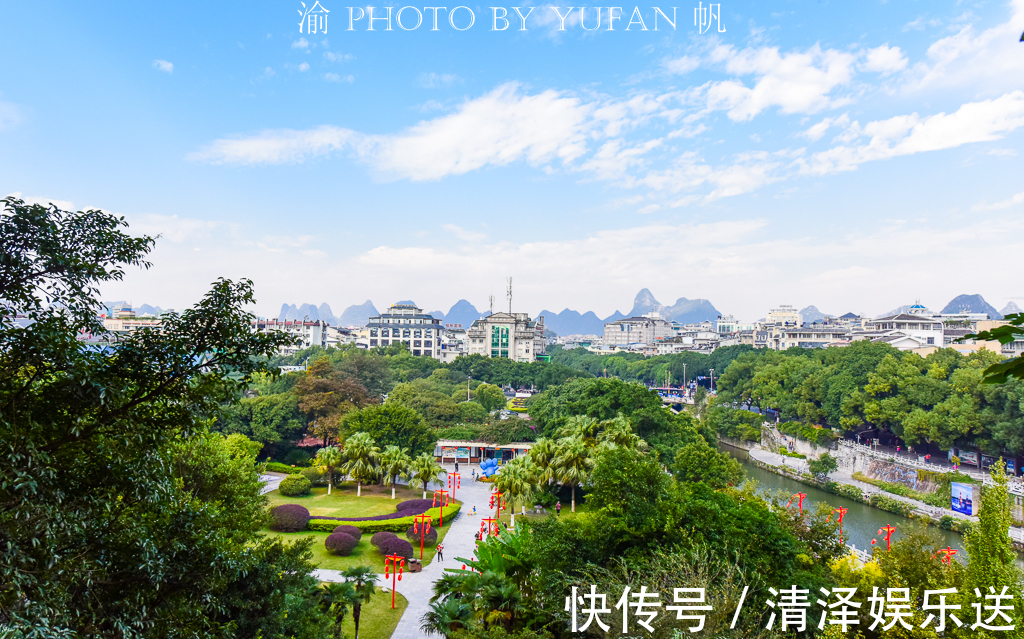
[357, 303, 447, 359]
[466, 312, 546, 362]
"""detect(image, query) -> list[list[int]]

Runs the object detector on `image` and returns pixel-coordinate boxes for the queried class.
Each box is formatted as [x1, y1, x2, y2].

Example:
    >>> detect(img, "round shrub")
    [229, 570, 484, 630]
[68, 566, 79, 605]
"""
[301, 467, 326, 486]
[270, 504, 310, 532]
[371, 531, 398, 548]
[278, 474, 312, 497]
[333, 525, 363, 540]
[325, 532, 358, 556]
[406, 525, 437, 545]
[378, 537, 415, 559]
[397, 499, 434, 512]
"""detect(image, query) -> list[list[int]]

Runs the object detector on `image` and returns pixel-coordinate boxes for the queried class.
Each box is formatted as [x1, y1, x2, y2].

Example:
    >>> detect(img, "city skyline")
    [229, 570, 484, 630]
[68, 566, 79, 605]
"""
[2, 1, 1022, 320]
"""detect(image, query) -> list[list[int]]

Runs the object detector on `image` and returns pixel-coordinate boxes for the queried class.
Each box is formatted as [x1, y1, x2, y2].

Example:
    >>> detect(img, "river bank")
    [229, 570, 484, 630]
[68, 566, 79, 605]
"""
[720, 441, 1024, 554]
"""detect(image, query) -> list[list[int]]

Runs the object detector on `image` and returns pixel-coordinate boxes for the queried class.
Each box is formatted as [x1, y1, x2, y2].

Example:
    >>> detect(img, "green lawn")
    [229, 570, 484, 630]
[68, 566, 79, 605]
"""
[495, 502, 593, 527]
[267, 482, 420, 519]
[333, 585, 407, 639]
[264, 482, 456, 571]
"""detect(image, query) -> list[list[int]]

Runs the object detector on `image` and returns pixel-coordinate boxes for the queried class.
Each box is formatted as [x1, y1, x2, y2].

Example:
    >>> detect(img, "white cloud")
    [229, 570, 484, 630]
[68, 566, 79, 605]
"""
[973, 190, 1024, 211]
[705, 43, 858, 121]
[800, 114, 850, 141]
[5, 192, 75, 210]
[324, 51, 354, 63]
[101, 210, 1024, 323]
[662, 56, 700, 75]
[189, 125, 353, 165]
[324, 73, 353, 83]
[298, 62, 310, 72]
[0, 99, 22, 131]
[801, 91, 1024, 174]
[153, 59, 173, 73]
[292, 38, 310, 49]
[903, 1, 1024, 92]
[193, 83, 594, 180]
[442, 223, 487, 242]
[861, 44, 908, 75]
[988, 148, 1018, 156]
[418, 73, 462, 89]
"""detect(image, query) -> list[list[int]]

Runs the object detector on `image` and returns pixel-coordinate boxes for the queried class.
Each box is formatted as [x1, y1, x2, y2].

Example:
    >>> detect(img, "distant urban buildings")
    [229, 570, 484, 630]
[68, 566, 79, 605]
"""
[466, 312, 546, 363]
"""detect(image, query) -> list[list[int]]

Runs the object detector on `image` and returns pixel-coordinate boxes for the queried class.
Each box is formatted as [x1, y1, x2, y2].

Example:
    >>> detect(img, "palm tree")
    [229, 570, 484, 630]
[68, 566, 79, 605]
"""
[527, 437, 557, 485]
[342, 565, 379, 639]
[555, 415, 600, 444]
[319, 581, 358, 638]
[380, 444, 413, 499]
[342, 432, 380, 497]
[314, 445, 344, 495]
[410, 451, 446, 499]
[552, 434, 594, 513]
[597, 415, 647, 451]
[420, 598, 472, 636]
[491, 456, 539, 527]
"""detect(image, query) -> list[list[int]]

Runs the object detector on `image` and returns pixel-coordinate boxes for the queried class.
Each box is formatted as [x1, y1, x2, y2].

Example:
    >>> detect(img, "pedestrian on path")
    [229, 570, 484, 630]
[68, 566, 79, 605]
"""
[437, 543, 444, 561]
[556, 501, 561, 516]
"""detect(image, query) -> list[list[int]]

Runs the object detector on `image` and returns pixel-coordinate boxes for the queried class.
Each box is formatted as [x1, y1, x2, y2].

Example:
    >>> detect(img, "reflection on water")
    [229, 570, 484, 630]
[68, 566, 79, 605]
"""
[721, 443, 965, 556]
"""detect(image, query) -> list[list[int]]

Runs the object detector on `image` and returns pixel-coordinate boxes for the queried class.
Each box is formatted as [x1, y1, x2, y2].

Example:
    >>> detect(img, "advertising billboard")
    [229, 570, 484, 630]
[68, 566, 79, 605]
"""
[959, 451, 979, 466]
[951, 482, 979, 516]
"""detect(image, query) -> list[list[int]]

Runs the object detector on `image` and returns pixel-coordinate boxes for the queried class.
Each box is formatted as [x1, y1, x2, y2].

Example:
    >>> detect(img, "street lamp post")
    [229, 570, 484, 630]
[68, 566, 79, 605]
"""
[933, 546, 958, 565]
[873, 525, 896, 551]
[413, 514, 432, 560]
[489, 490, 506, 521]
[481, 516, 499, 539]
[384, 554, 405, 609]
[432, 489, 450, 527]
[448, 472, 461, 501]
[709, 368, 715, 393]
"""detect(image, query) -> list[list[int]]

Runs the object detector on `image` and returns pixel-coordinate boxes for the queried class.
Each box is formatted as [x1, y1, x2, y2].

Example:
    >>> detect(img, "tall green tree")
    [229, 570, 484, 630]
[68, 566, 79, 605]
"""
[491, 456, 541, 526]
[474, 383, 508, 412]
[342, 432, 380, 497]
[552, 434, 594, 512]
[410, 451, 447, 499]
[341, 566, 380, 639]
[0, 197, 327, 635]
[343, 403, 437, 455]
[314, 445, 344, 495]
[380, 444, 413, 499]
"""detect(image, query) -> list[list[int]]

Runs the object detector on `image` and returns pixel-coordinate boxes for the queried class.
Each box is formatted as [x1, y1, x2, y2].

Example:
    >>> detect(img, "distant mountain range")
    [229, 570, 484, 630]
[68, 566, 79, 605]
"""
[799, 305, 829, 324]
[1002, 302, 1023, 316]
[941, 294, 1003, 319]
[538, 289, 723, 336]
[880, 294, 1004, 319]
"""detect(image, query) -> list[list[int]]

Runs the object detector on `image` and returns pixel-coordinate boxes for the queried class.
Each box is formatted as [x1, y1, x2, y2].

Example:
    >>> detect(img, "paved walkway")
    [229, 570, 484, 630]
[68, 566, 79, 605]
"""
[260, 473, 285, 495]
[312, 464, 495, 639]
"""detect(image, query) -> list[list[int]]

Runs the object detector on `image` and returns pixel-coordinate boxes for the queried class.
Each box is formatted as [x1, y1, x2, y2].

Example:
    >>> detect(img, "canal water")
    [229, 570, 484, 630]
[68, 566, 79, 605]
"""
[722, 444, 964, 555]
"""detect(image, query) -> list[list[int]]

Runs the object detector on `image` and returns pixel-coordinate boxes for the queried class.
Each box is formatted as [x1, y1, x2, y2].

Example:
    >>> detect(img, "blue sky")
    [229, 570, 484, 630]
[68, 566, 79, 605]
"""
[2, 0, 1023, 321]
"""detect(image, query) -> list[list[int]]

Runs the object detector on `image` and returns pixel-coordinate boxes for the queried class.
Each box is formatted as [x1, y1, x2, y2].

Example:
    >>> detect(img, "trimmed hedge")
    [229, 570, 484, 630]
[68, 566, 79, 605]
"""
[264, 462, 301, 474]
[308, 503, 462, 534]
[279, 474, 312, 497]
[406, 525, 437, 545]
[378, 537, 414, 559]
[397, 499, 434, 512]
[333, 525, 363, 540]
[270, 504, 311, 532]
[371, 532, 398, 548]
[325, 532, 359, 556]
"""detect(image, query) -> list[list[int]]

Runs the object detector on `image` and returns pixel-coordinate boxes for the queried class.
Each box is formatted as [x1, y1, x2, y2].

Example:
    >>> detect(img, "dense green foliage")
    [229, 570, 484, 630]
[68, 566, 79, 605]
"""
[547, 343, 754, 386]
[279, 473, 313, 496]
[715, 340, 1022, 453]
[0, 198, 330, 636]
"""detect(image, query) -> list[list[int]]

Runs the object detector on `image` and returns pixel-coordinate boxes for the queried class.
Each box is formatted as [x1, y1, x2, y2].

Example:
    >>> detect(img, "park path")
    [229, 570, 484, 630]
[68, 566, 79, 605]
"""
[310, 464, 495, 639]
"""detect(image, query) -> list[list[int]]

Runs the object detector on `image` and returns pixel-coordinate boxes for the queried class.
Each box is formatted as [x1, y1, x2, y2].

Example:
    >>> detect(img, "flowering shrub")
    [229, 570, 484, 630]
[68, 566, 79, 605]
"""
[270, 504, 310, 532]
[371, 531, 398, 548]
[332, 525, 362, 540]
[278, 474, 312, 497]
[325, 532, 359, 556]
